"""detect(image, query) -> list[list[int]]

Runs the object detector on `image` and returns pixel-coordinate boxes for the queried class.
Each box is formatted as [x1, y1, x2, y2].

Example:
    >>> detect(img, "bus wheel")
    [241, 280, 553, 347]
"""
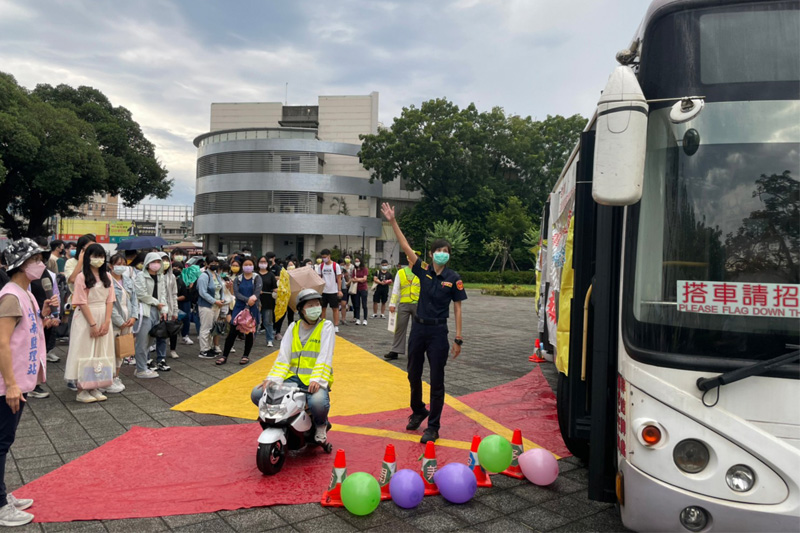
[557, 373, 590, 462]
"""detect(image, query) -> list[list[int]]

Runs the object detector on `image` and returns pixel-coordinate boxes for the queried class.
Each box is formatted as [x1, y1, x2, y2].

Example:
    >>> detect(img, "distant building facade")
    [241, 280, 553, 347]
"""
[192, 92, 419, 264]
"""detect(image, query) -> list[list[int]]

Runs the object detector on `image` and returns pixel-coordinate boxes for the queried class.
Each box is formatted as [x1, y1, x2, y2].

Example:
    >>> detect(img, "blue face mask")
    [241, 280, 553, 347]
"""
[69, 250, 76, 257]
[433, 252, 450, 265]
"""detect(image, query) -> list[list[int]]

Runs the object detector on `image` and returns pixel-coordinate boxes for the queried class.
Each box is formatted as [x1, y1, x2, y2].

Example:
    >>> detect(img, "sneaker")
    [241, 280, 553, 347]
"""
[66, 380, 78, 392]
[148, 344, 156, 353]
[76, 390, 97, 403]
[170, 350, 180, 359]
[420, 428, 439, 444]
[362, 320, 368, 326]
[267, 341, 274, 348]
[103, 377, 125, 394]
[406, 409, 429, 430]
[29, 385, 49, 399]
[123, 357, 135, 366]
[230, 347, 236, 353]
[198, 351, 216, 359]
[315, 424, 327, 444]
[380, 314, 386, 319]
[0, 502, 33, 527]
[334, 326, 339, 334]
[134, 369, 160, 379]
[371, 314, 378, 318]
[46, 351, 60, 362]
[157, 361, 171, 371]
[384, 352, 399, 360]
[355, 319, 361, 325]
[147, 358, 153, 365]
[181, 336, 194, 345]
[214, 347, 222, 355]
[6, 494, 32, 511]
[88, 389, 107, 402]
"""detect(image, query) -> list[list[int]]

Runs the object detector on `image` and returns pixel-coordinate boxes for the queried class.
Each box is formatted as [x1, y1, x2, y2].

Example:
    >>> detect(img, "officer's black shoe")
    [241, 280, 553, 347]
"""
[420, 428, 438, 444]
[406, 409, 429, 430]
[384, 352, 399, 360]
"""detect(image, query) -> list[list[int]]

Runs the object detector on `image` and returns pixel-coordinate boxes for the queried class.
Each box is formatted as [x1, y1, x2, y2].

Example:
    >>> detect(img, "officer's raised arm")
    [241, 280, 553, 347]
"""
[381, 203, 418, 267]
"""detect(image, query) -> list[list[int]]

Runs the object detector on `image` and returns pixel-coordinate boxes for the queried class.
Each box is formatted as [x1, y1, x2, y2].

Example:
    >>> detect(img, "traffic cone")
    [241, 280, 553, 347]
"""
[321, 449, 347, 507]
[378, 444, 397, 501]
[529, 338, 546, 363]
[468, 435, 493, 488]
[502, 429, 526, 479]
[420, 441, 440, 496]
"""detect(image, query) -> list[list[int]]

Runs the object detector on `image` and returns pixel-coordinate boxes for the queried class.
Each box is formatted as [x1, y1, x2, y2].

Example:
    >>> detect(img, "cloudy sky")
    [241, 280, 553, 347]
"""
[1, 0, 646, 205]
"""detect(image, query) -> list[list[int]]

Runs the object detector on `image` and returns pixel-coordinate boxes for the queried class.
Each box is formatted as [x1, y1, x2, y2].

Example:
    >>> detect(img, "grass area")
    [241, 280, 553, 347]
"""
[463, 282, 535, 290]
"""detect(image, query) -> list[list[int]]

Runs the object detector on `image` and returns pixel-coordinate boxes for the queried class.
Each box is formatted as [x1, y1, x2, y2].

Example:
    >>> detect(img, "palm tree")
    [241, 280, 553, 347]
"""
[330, 196, 350, 250]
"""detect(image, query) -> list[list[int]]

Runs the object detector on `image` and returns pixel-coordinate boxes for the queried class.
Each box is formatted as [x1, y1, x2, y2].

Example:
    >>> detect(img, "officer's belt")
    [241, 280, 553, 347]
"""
[414, 316, 447, 326]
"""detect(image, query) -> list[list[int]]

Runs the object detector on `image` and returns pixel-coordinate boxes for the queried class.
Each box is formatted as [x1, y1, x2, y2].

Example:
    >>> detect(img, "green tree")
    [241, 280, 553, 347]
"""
[361, 98, 585, 269]
[487, 196, 533, 272]
[0, 73, 171, 237]
[426, 219, 469, 269]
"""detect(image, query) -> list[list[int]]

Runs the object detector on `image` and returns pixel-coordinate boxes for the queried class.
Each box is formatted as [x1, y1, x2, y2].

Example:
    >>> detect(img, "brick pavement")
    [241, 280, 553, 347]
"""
[6, 291, 628, 532]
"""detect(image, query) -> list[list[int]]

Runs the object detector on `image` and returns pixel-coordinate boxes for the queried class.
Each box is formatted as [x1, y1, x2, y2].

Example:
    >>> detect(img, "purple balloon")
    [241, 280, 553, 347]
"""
[389, 469, 425, 509]
[433, 463, 477, 504]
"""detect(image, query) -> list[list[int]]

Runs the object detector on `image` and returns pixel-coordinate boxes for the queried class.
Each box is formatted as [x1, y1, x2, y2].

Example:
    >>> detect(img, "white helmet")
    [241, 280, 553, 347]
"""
[296, 288, 322, 311]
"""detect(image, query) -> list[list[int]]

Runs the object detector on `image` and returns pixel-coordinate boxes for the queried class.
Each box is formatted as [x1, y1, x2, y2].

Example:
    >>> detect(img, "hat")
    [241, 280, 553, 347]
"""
[296, 288, 322, 311]
[3, 238, 47, 271]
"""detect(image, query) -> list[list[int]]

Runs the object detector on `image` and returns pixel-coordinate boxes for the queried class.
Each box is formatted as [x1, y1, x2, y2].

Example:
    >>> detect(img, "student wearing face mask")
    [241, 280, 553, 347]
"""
[196, 253, 225, 359]
[133, 252, 168, 378]
[108, 253, 137, 391]
[217, 257, 261, 365]
[371, 260, 393, 319]
[160, 252, 180, 361]
[64, 234, 96, 293]
[0, 238, 53, 526]
[252, 288, 334, 445]
[64, 244, 117, 402]
[314, 249, 342, 333]
[351, 257, 369, 325]
[257, 256, 277, 348]
[381, 203, 466, 444]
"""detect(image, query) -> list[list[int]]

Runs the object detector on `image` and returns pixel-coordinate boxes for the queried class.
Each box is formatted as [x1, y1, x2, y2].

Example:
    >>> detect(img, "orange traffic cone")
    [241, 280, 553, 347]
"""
[321, 449, 347, 507]
[502, 429, 526, 479]
[420, 441, 440, 496]
[378, 444, 397, 501]
[468, 435, 493, 488]
[529, 338, 546, 363]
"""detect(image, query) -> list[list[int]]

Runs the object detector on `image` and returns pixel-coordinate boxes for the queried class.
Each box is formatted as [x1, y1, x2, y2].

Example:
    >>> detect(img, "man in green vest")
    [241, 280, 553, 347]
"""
[253, 288, 334, 444]
[384, 253, 421, 361]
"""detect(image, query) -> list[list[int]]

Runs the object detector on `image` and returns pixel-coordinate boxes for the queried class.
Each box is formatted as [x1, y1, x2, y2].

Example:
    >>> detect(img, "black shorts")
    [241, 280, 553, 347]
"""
[373, 287, 389, 304]
[321, 292, 340, 309]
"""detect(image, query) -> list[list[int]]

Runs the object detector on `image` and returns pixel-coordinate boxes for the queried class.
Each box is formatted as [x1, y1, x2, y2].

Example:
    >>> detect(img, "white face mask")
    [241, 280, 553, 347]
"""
[259, 263, 268, 270]
[354, 262, 361, 267]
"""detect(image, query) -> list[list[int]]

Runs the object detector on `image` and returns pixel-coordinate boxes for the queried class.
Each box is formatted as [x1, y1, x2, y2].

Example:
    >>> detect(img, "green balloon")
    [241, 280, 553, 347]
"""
[340, 472, 381, 516]
[477, 435, 513, 473]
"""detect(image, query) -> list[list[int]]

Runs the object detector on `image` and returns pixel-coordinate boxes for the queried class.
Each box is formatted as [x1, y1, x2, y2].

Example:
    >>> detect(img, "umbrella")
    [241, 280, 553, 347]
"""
[115, 236, 169, 251]
[164, 241, 203, 250]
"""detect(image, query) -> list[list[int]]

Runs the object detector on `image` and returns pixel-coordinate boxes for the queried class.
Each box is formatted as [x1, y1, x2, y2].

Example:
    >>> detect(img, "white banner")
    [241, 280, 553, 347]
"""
[677, 280, 800, 318]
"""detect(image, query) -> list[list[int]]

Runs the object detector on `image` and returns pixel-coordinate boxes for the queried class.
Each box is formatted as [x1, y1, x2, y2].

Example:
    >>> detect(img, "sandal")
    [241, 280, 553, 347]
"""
[215, 356, 227, 365]
[239, 357, 249, 365]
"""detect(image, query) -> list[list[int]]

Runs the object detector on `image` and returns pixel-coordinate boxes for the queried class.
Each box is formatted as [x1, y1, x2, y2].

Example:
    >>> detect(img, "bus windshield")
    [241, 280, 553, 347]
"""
[627, 102, 799, 363]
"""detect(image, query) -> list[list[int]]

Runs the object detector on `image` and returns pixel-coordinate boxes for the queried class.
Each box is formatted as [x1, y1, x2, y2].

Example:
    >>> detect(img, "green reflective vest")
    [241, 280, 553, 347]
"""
[398, 267, 420, 304]
[268, 320, 333, 386]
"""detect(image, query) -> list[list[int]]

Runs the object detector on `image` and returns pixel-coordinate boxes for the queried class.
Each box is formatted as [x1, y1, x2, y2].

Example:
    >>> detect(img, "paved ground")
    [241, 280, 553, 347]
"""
[7, 291, 628, 532]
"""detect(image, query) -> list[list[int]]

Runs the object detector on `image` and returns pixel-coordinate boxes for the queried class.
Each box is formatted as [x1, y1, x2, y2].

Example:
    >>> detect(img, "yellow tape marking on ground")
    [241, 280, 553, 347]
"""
[172, 336, 430, 420]
[331, 424, 472, 451]
[444, 395, 562, 459]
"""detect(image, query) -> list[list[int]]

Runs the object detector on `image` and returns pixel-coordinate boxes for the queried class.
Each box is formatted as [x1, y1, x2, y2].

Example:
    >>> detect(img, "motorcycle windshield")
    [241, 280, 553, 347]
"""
[264, 385, 299, 405]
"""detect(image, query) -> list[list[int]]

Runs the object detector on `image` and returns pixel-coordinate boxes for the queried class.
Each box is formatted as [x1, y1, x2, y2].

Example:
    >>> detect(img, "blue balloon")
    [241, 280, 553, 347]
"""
[433, 463, 477, 504]
[389, 469, 425, 509]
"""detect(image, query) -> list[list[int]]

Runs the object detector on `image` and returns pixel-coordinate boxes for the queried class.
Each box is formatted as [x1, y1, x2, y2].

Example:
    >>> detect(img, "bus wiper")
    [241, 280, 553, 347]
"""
[697, 345, 800, 393]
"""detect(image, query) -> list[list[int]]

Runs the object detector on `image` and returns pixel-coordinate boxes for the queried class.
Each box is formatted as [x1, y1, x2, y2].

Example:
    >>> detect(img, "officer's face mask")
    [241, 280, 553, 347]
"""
[433, 251, 450, 265]
[304, 305, 322, 322]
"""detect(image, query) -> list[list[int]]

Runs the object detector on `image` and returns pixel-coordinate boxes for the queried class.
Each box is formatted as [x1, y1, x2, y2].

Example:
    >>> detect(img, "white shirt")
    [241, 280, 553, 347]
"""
[271, 319, 335, 388]
[315, 261, 341, 294]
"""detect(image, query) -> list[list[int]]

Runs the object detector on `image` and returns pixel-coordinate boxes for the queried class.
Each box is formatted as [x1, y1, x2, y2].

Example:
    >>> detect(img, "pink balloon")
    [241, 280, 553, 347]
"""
[518, 449, 559, 486]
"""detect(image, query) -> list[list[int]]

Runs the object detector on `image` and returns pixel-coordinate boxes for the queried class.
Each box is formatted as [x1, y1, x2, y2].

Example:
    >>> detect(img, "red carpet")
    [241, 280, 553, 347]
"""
[16, 367, 567, 522]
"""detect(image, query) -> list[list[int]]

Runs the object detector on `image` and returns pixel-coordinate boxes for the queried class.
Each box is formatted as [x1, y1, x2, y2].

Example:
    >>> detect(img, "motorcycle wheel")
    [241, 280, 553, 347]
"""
[257, 441, 286, 475]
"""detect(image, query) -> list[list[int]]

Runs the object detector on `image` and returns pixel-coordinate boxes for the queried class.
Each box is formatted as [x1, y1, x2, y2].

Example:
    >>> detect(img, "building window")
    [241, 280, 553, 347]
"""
[281, 155, 300, 173]
[358, 195, 367, 200]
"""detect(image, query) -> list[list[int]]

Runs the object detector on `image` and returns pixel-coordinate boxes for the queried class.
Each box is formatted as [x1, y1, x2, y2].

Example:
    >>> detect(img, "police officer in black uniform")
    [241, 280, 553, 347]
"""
[381, 203, 467, 443]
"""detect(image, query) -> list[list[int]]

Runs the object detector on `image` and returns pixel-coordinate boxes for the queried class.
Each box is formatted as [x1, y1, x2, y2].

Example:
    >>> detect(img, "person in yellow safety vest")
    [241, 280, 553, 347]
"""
[383, 254, 421, 361]
[251, 288, 334, 444]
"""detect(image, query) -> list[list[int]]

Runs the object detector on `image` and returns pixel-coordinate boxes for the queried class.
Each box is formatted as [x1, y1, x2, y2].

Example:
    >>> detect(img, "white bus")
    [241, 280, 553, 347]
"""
[537, 1, 799, 531]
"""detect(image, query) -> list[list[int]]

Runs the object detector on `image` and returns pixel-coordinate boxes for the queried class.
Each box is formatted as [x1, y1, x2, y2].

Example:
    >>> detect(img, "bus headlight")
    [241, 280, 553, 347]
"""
[673, 439, 709, 473]
[726, 464, 755, 492]
[679, 506, 709, 532]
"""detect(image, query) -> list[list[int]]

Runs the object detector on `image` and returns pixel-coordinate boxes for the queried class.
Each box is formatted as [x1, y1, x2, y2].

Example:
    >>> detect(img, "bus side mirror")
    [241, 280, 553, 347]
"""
[592, 66, 649, 206]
